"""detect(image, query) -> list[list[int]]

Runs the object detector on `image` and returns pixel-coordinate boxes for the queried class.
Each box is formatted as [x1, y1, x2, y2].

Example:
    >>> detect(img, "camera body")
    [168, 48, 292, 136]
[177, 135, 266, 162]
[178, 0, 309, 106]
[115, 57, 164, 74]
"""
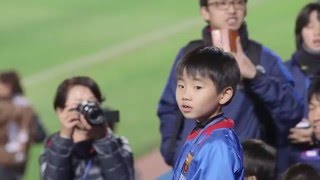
[76, 101, 119, 126]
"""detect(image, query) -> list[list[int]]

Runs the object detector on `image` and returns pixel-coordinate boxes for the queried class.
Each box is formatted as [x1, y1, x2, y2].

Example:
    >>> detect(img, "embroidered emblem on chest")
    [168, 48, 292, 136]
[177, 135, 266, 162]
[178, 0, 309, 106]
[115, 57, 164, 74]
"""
[182, 153, 193, 173]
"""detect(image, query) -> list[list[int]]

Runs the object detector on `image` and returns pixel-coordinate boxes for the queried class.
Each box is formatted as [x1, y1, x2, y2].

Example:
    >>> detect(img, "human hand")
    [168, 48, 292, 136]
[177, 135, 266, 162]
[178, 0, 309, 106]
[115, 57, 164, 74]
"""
[57, 103, 81, 139]
[211, 29, 257, 79]
[288, 126, 313, 144]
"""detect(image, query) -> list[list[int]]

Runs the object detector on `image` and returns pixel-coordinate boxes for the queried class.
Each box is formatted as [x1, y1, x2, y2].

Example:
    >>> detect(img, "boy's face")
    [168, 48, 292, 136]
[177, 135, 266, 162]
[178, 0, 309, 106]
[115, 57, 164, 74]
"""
[176, 69, 232, 121]
[200, 0, 246, 30]
[302, 10, 320, 52]
[308, 94, 320, 125]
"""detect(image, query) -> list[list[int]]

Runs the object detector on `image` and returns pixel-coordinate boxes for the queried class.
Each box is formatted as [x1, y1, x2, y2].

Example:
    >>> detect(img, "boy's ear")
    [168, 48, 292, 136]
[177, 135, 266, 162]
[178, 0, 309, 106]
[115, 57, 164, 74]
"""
[219, 87, 234, 105]
[200, 7, 210, 22]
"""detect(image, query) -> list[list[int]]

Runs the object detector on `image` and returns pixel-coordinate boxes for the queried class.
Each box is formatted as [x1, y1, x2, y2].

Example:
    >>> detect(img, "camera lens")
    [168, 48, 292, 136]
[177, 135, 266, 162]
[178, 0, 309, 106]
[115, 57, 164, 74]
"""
[87, 108, 103, 121]
[76, 101, 105, 125]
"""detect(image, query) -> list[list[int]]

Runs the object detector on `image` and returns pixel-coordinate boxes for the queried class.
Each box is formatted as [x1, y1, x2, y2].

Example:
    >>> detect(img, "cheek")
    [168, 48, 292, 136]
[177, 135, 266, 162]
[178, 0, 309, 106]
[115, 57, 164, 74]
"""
[309, 110, 319, 121]
[302, 30, 312, 43]
[175, 90, 181, 101]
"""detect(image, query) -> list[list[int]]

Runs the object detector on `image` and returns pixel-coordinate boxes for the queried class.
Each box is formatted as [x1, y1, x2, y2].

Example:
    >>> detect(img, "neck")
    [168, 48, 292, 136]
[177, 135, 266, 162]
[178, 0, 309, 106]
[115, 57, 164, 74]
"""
[302, 43, 320, 55]
[196, 111, 224, 129]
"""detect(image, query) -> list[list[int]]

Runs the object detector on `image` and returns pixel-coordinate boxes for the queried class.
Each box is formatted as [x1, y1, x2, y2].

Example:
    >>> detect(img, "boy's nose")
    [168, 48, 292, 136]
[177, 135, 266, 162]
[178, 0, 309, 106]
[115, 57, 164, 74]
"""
[181, 89, 192, 101]
[182, 97, 191, 101]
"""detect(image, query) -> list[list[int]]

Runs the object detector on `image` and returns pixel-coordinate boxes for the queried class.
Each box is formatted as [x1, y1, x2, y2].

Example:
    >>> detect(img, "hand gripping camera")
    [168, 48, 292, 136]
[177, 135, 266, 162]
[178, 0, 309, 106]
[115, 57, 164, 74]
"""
[76, 101, 119, 126]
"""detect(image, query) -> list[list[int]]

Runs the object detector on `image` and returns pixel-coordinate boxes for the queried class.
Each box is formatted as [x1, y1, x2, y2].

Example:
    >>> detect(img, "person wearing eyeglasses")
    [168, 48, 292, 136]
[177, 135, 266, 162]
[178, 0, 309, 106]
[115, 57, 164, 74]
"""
[157, 0, 304, 177]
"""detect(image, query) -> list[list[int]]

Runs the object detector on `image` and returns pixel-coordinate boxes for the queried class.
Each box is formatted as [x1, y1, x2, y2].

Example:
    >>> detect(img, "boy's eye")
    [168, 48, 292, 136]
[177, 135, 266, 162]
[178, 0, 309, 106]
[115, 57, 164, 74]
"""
[195, 86, 202, 90]
[177, 84, 184, 89]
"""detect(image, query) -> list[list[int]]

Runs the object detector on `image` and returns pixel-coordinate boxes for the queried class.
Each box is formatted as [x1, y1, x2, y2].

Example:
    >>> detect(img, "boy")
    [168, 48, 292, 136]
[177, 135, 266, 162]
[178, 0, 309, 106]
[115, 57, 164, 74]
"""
[285, 78, 320, 172]
[173, 46, 243, 180]
[242, 139, 276, 180]
[158, 0, 303, 168]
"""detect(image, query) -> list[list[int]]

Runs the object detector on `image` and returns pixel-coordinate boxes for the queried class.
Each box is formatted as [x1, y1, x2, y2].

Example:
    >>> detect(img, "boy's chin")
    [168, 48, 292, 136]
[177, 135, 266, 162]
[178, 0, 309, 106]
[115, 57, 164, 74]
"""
[181, 113, 196, 120]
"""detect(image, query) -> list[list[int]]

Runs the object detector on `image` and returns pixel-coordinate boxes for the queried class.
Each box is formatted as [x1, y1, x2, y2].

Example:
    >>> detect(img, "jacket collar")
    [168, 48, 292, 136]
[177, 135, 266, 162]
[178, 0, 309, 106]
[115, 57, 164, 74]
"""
[292, 48, 320, 77]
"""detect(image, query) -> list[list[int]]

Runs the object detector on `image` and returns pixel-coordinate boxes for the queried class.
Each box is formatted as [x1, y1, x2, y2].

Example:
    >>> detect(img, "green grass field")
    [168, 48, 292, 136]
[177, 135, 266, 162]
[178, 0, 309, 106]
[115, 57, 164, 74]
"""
[0, 0, 313, 179]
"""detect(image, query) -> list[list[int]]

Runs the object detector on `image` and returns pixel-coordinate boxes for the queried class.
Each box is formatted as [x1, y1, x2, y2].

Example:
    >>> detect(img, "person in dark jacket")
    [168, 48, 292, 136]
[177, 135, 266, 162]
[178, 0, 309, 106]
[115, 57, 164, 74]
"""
[39, 76, 134, 180]
[285, 2, 320, 174]
[157, 0, 304, 169]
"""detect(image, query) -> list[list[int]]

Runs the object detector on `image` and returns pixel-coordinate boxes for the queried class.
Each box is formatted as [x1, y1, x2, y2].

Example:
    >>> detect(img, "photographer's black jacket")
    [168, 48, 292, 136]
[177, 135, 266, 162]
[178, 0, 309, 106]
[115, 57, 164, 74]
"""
[39, 129, 134, 180]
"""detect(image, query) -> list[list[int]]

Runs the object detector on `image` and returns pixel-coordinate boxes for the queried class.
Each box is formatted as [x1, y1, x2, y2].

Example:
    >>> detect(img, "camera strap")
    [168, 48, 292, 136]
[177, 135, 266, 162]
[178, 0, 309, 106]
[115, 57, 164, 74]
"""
[81, 159, 93, 180]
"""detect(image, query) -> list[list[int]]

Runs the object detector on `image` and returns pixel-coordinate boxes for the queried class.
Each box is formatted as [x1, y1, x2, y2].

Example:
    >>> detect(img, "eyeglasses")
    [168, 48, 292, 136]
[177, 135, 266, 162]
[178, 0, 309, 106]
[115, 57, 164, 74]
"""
[207, 0, 246, 10]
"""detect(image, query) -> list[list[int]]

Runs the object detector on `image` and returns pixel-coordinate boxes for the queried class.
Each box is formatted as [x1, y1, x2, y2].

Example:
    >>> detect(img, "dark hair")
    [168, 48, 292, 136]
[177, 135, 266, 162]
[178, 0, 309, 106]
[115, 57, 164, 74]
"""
[199, 0, 248, 7]
[295, 3, 320, 50]
[282, 163, 320, 180]
[242, 139, 276, 180]
[308, 77, 320, 102]
[0, 70, 23, 96]
[176, 46, 240, 95]
[53, 76, 105, 109]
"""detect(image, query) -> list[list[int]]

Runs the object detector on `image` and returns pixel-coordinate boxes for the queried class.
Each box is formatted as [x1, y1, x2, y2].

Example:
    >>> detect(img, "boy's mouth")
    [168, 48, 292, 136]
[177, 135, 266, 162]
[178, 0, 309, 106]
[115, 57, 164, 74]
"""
[181, 105, 192, 112]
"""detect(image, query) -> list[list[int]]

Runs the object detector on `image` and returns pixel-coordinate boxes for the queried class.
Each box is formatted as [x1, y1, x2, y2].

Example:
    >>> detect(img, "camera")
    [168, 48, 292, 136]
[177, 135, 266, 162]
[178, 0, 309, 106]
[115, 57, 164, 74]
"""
[76, 101, 119, 126]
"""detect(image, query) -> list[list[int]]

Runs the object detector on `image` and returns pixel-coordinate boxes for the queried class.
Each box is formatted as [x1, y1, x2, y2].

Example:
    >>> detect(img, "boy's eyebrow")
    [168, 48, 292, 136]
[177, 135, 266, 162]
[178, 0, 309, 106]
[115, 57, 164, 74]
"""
[192, 77, 205, 82]
[177, 77, 184, 81]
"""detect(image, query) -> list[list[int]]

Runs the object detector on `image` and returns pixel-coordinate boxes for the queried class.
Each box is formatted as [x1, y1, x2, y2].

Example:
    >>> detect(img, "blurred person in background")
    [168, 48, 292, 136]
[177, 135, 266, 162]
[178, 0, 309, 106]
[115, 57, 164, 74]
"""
[285, 2, 320, 174]
[0, 70, 40, 180]
[39, 76, 134, 180]
[157, 0, 303, 176]
[0, 70, 47, 143]
[282, 163, 320, 180]
[242, 139, 276, 180]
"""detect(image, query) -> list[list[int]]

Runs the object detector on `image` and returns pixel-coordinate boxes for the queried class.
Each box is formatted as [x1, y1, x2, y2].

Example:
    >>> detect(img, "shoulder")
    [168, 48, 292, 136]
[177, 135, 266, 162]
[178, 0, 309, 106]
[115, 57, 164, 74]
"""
[116, 135, 132, 153]
[202, 129, 241, 153]
[44, 132, 73, 148]
[260, 45, 282, 61]
[197, 130, 243, 164]
[181, 39, 203, 55]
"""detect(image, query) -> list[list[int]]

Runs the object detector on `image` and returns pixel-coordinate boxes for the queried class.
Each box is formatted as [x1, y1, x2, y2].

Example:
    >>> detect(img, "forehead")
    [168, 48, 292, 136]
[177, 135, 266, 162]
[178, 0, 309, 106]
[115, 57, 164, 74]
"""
[66, 85, 95, 100]
[309, 10, 320, 22]
[179, 69, 214, 83]
[310, 94, 320, 105]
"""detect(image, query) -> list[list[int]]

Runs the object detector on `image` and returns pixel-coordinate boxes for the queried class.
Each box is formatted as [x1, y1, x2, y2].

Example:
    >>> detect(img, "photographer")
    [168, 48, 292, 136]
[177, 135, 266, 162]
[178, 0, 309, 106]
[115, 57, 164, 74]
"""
[39, 76, 134, 180]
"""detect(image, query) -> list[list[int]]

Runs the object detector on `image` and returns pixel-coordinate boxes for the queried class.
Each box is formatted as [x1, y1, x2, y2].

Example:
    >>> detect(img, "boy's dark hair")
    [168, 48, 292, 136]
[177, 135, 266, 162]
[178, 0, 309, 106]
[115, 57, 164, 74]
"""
[54, 76, 105, 110]
[308, 78, 320, 102]
[0, 70, 23, 96]
[242, 139, 276, 180]
[176, 46, 240, 95]
[282, 163, 320, 180]
[199, 0, 248, 7]
[295, 3, 320, 50]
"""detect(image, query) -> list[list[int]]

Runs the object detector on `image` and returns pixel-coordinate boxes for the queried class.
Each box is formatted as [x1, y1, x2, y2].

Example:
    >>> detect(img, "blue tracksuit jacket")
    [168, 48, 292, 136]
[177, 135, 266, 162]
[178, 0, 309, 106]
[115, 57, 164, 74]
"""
[173, 116, 243, 180]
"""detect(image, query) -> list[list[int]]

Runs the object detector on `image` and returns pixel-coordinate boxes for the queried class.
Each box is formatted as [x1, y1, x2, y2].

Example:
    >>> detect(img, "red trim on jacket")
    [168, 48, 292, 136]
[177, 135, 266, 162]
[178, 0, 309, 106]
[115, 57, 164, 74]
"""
[186, 119, 234, 140]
